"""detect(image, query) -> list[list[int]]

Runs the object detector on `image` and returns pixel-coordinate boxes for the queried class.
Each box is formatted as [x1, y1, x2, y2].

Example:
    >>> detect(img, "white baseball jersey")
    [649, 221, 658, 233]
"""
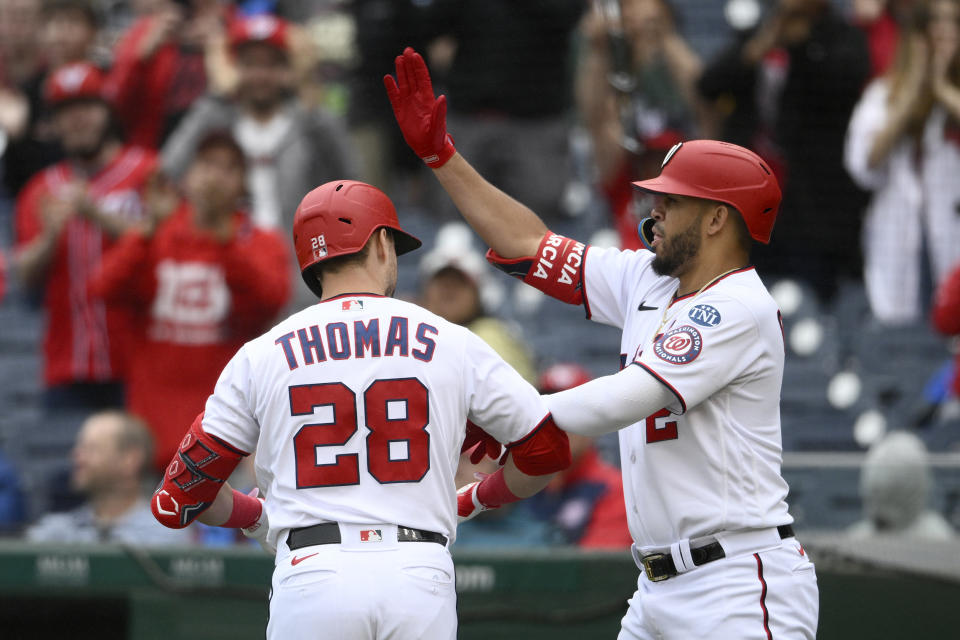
[582, 246, 792, 549]
[201, 293, 551, 551]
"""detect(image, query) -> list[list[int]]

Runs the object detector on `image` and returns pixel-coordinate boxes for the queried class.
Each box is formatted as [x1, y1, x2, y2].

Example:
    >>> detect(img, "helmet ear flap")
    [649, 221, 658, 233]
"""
[301, 264, 324, 299]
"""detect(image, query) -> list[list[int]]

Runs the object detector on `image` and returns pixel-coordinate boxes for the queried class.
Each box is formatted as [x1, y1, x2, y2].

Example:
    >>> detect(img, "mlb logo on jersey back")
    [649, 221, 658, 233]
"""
[653, 325, 702, 364]
[360, 529, 382, 542]
[341, 299, 364, 311]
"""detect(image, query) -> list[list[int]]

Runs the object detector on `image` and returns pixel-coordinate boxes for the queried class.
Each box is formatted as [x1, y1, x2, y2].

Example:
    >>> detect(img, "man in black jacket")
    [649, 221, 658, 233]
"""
[699, 0, 870, 302]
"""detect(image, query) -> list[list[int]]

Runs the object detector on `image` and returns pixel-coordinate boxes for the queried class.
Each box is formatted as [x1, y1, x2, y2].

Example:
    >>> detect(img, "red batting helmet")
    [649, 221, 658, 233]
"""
[293, 180, 422, 298]
[44, 62, 105, 107]
[537, 363, 593, 394]
[632, 140, 781, 244]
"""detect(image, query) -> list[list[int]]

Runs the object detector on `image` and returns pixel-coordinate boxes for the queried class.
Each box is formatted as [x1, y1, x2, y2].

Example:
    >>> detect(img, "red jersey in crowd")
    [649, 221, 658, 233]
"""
[933, 264, 960, 397]
[15, 146, 157, 387]
[105, 17, 207, 149]
[528, 447, 633, 549]
[89, 204, 290, 468]
[560, 448, 633, 549]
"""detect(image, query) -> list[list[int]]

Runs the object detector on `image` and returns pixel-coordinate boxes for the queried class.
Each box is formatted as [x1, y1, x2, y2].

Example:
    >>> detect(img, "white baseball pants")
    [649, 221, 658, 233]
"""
[266, 523, 456, 640]
[618, 537, 818, 639]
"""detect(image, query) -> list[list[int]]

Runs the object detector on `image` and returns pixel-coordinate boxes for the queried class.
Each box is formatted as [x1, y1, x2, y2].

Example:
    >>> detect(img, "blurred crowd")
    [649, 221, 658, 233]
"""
[0, 0, 958, 545]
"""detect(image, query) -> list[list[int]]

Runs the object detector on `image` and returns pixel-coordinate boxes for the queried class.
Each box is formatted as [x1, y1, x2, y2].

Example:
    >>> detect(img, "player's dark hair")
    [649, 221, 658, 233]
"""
[727, 204, 753, 255]
[708, 200, 752, 255]
[311, 228, 395, 291]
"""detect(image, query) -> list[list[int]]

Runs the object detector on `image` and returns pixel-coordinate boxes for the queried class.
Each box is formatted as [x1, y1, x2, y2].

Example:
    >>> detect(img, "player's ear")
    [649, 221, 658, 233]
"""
[378, 227, 395, 259]
[704, 201, 728, 238]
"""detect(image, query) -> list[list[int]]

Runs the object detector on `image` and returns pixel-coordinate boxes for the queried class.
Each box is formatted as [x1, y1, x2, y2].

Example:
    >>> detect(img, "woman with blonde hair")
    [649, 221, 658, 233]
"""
[845, 0, 960, 324]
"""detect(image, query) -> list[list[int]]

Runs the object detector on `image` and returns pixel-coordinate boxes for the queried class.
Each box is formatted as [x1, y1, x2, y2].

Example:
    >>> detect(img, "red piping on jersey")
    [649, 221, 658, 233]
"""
[581, 245, 595, 320]
[755, 553, 773, 640]
[632, 362, 687, 414]
[209, 431, 250, 457]
[505, 413, 555, 450]
[320, 292, 388, 303]
[668, 265, 755, 308]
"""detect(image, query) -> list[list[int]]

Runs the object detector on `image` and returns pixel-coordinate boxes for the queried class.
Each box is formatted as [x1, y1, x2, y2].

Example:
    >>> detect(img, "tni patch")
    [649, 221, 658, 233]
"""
[688, 304, 721, 327]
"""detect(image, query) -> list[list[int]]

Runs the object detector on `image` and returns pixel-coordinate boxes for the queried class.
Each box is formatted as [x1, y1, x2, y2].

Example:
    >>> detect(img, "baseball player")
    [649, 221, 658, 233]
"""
[385, 47, 818, 639]
[150, 179, 571, 639]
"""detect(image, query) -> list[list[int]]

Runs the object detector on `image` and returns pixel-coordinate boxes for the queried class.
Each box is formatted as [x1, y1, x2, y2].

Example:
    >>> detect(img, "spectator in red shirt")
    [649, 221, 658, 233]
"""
[13, 62, 157, 411]
[89, 130, 290, 469]
[161, 13, 357, 310]
[933, 262, 960, 399]
[104, 0, 227, 149]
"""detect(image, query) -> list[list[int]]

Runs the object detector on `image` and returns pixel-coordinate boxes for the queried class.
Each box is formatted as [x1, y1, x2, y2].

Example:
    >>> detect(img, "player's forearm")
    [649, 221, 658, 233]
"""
[196, 481, 236, 526]
[501, 455, 555, 499]
[432, 153, 548, 259]
[545, 365, 676, 437]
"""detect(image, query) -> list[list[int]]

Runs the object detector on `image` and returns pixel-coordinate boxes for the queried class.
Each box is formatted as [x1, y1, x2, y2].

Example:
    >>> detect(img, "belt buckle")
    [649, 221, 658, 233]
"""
[641, 553, 669, 583]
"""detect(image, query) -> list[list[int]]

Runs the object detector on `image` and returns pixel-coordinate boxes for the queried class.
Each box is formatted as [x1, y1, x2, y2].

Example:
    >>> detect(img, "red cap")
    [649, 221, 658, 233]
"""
[228, 14, 290, 54]
[44, 62, 105, 106]
[537, 363, 593, 394]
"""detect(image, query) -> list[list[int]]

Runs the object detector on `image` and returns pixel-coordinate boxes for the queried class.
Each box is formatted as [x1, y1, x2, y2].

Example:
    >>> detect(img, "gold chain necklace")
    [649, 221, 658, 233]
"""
[651, 267, 741, 342]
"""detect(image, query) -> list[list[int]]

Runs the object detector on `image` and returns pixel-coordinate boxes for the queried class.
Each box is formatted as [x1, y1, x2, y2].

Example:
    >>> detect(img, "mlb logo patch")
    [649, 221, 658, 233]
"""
[311, 234, 327, 259]
[360, 529, 382, 542]
[341, 299, 364, 311]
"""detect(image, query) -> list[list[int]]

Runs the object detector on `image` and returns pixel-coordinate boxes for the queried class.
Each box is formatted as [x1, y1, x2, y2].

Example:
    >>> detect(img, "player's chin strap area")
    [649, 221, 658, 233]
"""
[637, 217, 656, 252]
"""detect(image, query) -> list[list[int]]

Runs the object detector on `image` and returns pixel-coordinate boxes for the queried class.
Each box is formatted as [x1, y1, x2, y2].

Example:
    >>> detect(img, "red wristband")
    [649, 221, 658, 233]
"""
[476, 468, 522, 509]
[423, 134, 455, 168]
[222, 488, 262, 529]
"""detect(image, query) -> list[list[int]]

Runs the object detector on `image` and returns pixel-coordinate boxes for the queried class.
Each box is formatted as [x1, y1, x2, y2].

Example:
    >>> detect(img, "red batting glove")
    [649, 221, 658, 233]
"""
[456, 469, 522, 523]
[457, 481, 491, 523]
[383, 47, 456, 168]
[461, 421, 504, 464]
[235, 488, 276, 554]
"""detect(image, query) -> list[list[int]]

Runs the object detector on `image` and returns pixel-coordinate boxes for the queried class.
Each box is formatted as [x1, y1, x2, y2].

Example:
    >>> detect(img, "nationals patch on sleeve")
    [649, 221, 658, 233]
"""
[653, 325, 703, 364]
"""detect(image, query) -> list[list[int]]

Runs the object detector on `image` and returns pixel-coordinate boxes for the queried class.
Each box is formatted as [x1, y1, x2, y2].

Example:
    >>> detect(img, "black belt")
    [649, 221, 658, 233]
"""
[641, 525, 795, 583]
[287, 523, 448, 551]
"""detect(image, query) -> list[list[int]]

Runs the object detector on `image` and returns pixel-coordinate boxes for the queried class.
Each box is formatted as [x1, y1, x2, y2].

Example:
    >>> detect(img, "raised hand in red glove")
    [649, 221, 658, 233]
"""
[383, 47, 456, 168]
[461, 421, 504, 464]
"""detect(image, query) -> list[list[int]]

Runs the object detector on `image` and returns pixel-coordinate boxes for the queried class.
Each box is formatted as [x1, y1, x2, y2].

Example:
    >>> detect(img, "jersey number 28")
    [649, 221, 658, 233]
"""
[290, 378, 430, 488]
